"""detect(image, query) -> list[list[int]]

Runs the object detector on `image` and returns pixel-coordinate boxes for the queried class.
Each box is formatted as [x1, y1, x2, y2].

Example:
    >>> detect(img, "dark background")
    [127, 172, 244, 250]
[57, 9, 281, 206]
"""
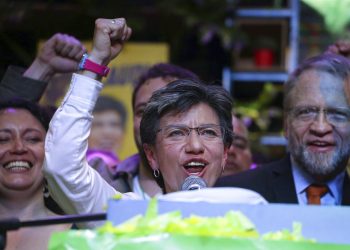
[0, 0, 335, 163]
[0, 0, 331, 81]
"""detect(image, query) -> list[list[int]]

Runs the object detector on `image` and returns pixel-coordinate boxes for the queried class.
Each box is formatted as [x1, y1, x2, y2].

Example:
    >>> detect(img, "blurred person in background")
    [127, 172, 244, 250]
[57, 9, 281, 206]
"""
[88, 95, 127, 155]
[222, 114, 253, 177]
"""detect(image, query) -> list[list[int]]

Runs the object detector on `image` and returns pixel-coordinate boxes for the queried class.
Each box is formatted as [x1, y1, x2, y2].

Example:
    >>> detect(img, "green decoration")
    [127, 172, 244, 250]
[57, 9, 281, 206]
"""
[302, 0, 350, 36]
[46, 199, 350, 250]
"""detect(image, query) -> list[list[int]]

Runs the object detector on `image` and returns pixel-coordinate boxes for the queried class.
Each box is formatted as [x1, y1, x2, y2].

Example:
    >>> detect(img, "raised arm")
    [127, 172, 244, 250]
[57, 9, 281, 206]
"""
[0, 33, 86, 102]
[43, 18, 134, 228]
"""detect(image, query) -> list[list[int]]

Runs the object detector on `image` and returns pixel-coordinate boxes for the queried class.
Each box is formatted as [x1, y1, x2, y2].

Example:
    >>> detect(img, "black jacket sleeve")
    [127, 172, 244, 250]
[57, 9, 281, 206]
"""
[0, 65, 48, 102]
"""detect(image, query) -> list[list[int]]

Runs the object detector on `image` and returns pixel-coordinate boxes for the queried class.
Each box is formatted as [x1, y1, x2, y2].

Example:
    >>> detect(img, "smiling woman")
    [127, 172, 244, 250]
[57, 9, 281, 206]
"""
[0, 99, 71, 250]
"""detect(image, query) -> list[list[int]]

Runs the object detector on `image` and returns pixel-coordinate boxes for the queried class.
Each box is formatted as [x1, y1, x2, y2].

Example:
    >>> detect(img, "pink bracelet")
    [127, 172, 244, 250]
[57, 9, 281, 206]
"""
[78, 53, 110, 77]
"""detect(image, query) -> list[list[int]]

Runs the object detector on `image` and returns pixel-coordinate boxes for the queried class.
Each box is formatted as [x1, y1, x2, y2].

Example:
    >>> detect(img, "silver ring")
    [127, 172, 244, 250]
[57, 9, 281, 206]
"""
[111, 19, 116, 24]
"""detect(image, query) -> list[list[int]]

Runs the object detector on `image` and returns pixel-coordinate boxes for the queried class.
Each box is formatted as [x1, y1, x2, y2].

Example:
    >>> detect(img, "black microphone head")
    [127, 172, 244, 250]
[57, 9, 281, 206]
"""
[181, 175, 207, 191]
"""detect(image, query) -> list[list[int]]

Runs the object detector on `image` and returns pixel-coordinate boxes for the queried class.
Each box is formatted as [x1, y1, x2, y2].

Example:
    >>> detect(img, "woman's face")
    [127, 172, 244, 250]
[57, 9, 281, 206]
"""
[0, 108, 46, 194]
[144, 103, 228, 193]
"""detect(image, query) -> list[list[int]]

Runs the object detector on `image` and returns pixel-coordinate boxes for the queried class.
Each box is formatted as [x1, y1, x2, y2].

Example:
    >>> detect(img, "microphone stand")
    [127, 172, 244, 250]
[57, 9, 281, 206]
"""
[0, 213, 106, 250]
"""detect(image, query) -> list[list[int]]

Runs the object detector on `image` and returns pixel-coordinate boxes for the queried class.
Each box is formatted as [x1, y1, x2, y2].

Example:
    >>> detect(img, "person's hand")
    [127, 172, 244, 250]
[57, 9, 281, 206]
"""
[325, 40, 350, 59]
[38, 33, 86, 73]
[88, 18, 132, 66]
[24, 33, 86, 81]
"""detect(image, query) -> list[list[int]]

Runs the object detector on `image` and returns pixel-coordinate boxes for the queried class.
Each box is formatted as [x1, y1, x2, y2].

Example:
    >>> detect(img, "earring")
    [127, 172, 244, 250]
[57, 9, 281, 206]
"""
[221, 166, 225, 175]
[153, 169, 160, 178]
[43, 181, 50, 198]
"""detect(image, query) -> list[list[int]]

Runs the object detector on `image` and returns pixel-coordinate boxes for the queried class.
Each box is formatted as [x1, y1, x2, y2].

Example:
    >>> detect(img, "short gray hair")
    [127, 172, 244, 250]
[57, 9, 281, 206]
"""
[284, 53, 350, 109]
[140, 79, 234, 148]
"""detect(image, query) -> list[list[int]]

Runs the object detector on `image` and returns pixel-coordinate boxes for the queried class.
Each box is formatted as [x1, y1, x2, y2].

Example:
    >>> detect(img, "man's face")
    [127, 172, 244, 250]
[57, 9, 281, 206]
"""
[89, 110, 124, 153]
[285, 69, 350, 181]
[224, 116, 252, 176]
[133, 77, 175, 150]
[144, 103, 228, 193]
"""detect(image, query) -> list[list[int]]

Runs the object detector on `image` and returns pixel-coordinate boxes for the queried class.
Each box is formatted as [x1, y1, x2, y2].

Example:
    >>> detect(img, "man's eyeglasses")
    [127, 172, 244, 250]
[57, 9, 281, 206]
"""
[157, 124, 225, 143]
[288, 106, 350, 127]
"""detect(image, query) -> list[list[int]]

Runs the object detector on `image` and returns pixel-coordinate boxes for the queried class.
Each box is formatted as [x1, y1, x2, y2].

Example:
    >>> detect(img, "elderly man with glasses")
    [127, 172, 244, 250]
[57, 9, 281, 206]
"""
[216, 53, 350, 206]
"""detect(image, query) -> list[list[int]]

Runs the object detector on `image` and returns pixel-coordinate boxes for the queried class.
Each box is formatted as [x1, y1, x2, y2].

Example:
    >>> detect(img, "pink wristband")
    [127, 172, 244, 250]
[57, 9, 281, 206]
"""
[78, 53, 110, 77]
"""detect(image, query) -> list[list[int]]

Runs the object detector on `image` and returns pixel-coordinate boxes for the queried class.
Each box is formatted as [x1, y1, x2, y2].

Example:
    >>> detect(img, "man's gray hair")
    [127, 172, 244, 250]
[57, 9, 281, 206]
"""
[284, 53, 350, 109]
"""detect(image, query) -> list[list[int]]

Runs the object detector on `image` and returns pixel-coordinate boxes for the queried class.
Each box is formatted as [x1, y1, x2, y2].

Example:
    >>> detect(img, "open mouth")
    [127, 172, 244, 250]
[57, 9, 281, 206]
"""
[183, 161, 207, 176]
[3, 161, 33, 172]
[307, 141, 335, 152]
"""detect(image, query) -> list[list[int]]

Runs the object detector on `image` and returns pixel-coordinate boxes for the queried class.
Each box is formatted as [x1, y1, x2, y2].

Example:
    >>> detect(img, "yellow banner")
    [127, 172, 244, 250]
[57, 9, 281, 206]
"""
[101, 42, 169, 159]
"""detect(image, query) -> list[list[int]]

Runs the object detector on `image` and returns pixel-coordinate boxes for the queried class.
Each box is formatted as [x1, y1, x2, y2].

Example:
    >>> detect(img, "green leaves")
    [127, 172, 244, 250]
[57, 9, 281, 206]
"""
[302, 0, 350, 36]
[98, 199, 311, 242]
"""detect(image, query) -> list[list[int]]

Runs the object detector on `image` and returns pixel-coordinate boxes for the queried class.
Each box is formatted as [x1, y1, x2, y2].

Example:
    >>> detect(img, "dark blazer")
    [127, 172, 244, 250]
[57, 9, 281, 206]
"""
[215, 156, 350, 205]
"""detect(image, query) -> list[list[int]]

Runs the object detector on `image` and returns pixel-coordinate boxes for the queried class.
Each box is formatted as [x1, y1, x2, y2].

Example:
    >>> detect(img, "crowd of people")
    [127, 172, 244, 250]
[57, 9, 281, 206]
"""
[1, 16, 350, 249]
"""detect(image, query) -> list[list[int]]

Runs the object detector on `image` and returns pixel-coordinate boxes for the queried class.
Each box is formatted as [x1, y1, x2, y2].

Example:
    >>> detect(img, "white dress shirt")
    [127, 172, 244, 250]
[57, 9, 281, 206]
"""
[43, 74, 138, 228]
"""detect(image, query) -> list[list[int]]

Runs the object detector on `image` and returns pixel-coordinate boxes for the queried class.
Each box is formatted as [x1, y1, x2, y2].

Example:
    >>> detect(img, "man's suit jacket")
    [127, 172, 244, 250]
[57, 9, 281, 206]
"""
[215, 156, 350, 205]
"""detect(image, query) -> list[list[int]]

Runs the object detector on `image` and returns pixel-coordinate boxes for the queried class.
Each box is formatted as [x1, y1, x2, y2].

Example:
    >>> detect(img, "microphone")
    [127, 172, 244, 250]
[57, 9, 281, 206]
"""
[0, 213, 106, 231]
[181, 175, 207, 191]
